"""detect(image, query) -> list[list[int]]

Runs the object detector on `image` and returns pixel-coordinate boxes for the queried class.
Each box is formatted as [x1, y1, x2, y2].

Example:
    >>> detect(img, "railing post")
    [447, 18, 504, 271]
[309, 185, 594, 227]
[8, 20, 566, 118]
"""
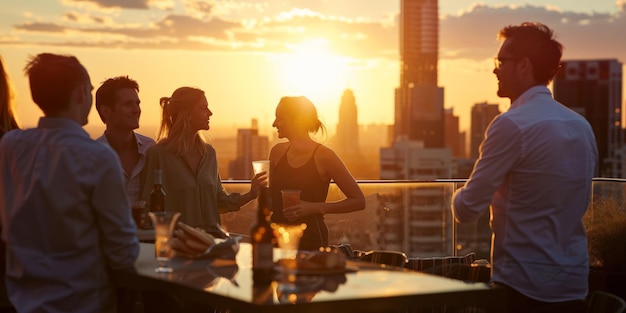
[451, 181, 458, 257]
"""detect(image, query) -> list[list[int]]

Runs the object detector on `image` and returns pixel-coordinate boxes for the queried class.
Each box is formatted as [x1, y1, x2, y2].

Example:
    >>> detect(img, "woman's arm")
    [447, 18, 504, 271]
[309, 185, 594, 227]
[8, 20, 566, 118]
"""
[318, 147, 365, 214]
[236, 172, 265, 206]
[283, 146, 365, 221]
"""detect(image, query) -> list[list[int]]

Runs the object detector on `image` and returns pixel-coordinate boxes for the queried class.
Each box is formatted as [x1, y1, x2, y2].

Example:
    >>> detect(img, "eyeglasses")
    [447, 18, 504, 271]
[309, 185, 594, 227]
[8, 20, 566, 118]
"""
[493, 57, 522, 69]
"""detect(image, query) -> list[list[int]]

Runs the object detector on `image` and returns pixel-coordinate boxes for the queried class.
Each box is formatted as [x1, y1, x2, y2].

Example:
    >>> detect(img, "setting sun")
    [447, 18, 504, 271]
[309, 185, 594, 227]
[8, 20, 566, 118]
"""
[274, 39, 352, 107]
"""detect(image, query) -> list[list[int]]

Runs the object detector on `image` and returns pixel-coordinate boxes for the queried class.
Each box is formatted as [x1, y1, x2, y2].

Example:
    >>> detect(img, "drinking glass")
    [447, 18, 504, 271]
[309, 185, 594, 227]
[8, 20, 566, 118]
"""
[271, 223, 307, 264]
[271, 223, 307, 290]
[148, 211, 181, 273]
[252, 160, 270, 187]
[281, 190, 301, 209]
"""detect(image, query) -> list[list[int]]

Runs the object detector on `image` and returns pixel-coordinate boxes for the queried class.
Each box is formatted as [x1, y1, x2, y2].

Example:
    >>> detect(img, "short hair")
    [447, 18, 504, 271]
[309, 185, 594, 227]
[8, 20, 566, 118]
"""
[23, 53, 87, 115]
[95, 76, 139, 123]
[497, 22, 563, 85]
[277, 96, 325, 135]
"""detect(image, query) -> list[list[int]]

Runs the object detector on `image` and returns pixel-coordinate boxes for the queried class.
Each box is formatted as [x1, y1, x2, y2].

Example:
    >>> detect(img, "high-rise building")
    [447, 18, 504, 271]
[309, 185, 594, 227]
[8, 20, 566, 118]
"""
[399, 0, 438, 87]
[228, 119, 269, 179]
[334, 89, 360, 156]
[553, 59, 623, 177]
[444, 108, 464, 158]
[470, 102, 500, 159]
[394, 0, 444, 147]
[379, 0, 453, 257]
[379, 138, 452, 256]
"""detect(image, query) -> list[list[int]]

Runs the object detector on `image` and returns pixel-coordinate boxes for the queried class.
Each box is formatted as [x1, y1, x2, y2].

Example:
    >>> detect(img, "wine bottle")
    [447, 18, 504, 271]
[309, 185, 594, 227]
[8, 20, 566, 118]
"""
[251, 187, 274, 284]
[252, 278, 275, 305]
[150, 169, 166, 213]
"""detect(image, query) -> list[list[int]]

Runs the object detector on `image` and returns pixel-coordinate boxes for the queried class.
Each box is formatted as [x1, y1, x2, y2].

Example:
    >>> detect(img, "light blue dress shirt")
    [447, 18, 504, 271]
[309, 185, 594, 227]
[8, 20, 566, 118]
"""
[452, 86, 598, 302]
[0, 117, 139, 313]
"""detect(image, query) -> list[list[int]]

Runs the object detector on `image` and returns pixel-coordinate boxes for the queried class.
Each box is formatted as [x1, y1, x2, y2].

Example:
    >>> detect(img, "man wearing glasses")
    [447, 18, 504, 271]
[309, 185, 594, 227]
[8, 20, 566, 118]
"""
[452, 22, 597, 313]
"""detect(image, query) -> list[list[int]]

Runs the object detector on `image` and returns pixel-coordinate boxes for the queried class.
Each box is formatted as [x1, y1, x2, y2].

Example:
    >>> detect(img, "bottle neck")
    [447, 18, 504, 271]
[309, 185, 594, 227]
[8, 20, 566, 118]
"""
[154, 169, 162, 185]
[257, 188, 271, 222]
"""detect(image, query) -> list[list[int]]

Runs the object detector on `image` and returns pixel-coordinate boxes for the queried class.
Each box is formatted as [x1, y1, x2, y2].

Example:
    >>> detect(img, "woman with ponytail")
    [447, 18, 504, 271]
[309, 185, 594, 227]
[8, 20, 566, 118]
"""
[141, 87, 265, 238]
[269, 96, 365, 250]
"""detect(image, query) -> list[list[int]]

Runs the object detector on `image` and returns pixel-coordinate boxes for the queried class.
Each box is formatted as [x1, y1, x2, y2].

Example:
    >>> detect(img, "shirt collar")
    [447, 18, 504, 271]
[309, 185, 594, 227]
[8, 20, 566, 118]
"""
[98, 131, 151, 155]
[38, 117, 89, 137]
[510, 85, 552, 110]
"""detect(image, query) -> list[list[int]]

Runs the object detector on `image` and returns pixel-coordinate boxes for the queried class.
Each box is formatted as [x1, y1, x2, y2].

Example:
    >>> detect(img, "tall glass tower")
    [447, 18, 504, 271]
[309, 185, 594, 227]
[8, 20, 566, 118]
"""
[395, 0, 444, 148]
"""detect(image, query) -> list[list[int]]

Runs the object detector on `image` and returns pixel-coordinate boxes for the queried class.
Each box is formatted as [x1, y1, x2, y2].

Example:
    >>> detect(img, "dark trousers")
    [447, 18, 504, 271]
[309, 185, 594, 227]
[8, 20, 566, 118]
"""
[491, 282, 586, 313]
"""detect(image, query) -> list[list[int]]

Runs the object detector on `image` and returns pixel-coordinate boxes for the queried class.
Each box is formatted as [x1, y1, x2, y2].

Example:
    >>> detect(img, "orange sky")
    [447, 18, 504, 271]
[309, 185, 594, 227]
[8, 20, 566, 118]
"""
[1, 1, 625, 139]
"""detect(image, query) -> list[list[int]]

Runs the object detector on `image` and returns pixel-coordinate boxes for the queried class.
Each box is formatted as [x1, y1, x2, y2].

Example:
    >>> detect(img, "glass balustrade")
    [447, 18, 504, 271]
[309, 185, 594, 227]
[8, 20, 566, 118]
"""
[221, 178, 626, 262]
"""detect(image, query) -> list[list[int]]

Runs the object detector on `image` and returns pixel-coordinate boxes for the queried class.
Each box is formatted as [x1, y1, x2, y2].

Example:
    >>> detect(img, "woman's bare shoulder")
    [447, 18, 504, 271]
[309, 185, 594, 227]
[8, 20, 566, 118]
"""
[316, 144, 340, 159]
[269, 142, 290, 159]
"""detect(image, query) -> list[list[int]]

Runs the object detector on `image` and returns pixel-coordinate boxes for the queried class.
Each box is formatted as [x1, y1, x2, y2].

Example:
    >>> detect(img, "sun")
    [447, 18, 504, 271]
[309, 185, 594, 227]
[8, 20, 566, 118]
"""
[275, 39, 351, 102]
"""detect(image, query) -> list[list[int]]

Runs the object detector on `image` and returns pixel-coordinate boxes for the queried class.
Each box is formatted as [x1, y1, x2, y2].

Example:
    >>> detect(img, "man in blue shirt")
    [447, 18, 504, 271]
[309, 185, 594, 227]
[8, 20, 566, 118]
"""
[452, 23, 598, 312]
[0, 53, 139, 313]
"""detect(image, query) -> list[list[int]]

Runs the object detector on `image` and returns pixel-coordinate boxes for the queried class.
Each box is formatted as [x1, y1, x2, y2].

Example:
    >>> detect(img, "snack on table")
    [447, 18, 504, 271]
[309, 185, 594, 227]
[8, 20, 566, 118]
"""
[172, 222, 216, 258]
[296, 249, 347, 270]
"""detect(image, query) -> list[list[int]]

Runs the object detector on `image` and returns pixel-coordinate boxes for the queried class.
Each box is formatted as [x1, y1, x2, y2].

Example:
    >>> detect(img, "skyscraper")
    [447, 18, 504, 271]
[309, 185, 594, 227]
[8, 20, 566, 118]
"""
[228, 119, 269, 179]
[470, 102, 500, 159]
[378, 0, 452, 257]
[444, 108, 464, 158]
[553, 59, 623, 177]
[399, 0, 438, 87]
[334, 88, 360, 156]
[394, 0, 444, 147]
[379, 138, 452, 256]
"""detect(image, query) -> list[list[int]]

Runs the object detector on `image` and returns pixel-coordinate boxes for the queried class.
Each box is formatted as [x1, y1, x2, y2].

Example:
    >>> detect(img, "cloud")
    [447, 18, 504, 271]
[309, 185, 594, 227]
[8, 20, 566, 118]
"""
[441, 4, 626, 61]
[14, 22, 67, 33]
[154, 14, 238, 39]
[5, 5, 395, 57]
[65, 0, 175, 10]
[68, 0, 151, 9]
[63, 11, 108, 24]
[4, 2, 626, 65]
[250, 9, 396, 58]
[187, 0, 214, 16]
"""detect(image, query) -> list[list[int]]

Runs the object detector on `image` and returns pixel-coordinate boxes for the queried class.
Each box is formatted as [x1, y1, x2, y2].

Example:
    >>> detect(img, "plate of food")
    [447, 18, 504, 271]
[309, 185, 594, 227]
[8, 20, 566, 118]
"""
[172, 222, 240, 260]
[275, 249, 357, 276]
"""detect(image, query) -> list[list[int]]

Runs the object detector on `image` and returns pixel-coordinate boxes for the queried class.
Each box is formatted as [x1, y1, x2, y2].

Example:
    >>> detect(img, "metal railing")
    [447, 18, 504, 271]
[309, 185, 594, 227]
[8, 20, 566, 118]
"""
[221, 178, 626, 260]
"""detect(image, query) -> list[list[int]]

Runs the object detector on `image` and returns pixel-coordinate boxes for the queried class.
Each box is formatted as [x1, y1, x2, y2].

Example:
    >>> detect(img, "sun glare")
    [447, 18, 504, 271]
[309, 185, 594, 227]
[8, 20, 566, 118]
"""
[276, 39, 351, 100]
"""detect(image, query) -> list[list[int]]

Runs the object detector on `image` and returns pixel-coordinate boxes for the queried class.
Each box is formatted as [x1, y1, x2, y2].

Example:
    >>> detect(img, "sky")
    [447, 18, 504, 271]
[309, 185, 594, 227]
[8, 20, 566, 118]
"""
[1, 0, 625, 139]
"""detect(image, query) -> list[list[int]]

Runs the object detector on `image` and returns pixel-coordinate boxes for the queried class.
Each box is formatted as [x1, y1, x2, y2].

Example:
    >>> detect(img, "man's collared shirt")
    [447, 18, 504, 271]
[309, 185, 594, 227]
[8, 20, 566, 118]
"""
[452, 86, 598, 302]
[0, 117, 139, 313]
[96, 132, 155, 202]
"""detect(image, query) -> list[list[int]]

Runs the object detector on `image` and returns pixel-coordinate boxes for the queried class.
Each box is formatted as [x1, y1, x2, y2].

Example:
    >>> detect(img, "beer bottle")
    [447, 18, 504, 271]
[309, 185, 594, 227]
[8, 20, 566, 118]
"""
[251, 187, 274, 284]
[150, 169, 166, 213]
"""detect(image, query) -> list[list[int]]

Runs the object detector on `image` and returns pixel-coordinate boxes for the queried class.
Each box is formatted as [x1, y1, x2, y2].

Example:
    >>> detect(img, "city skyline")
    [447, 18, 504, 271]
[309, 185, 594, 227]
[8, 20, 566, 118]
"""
[1, 0, 625, 140]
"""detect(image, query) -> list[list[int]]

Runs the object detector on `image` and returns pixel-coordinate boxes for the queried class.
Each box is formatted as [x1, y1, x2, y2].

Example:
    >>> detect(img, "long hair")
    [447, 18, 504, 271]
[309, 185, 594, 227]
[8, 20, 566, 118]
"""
[157, 87, 206, 156]
[0, 55, 19, 137]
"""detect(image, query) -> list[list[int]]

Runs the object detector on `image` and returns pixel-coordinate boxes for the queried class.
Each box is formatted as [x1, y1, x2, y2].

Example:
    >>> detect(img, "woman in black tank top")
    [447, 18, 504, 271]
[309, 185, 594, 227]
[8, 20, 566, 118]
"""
[268, 96, 365, 251]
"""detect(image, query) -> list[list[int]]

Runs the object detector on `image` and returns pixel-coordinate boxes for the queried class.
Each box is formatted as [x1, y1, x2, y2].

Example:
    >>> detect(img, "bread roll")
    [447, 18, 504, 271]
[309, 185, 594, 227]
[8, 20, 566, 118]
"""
[178, 222, 216, 247]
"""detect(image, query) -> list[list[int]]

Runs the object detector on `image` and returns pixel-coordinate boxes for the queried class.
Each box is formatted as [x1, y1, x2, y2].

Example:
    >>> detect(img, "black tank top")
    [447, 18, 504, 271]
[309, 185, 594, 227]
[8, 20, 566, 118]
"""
[270, 144, 330, 250]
